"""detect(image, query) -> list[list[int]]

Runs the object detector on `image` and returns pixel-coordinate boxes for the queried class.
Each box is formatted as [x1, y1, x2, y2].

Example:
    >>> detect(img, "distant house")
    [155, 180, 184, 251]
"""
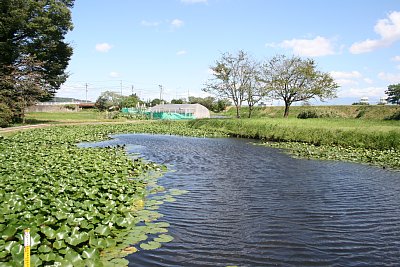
[360, 97, 369, 105]
[379, 97, 388, 105]
[149, 103, 210, 119]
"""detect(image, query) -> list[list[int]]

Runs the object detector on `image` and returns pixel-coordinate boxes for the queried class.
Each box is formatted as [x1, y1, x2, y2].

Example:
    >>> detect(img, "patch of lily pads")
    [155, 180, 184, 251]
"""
[261, 141, 400, 170]
[0, 122, 206, 266]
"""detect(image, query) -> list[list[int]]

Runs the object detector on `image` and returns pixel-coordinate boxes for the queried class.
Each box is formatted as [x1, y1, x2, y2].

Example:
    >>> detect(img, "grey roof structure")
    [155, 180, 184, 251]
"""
[150, 103, 210, 119]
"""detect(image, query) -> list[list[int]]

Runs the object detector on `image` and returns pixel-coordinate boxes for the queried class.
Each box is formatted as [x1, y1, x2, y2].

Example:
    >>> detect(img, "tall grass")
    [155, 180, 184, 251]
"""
[225, 105, 400, 119]
[189, 118, 400, 150]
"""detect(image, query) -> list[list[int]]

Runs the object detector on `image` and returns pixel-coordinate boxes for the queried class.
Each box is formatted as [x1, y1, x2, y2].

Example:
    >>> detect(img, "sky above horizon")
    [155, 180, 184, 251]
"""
[58, 0, 400, 105]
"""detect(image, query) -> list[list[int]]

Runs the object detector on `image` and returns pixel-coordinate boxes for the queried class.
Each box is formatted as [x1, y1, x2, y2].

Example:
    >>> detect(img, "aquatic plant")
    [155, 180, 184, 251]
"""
[0, 122, 219, 266]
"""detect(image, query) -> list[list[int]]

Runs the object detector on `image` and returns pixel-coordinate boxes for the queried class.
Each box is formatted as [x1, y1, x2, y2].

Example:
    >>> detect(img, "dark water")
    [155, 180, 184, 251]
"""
[89, 134, 400, 267]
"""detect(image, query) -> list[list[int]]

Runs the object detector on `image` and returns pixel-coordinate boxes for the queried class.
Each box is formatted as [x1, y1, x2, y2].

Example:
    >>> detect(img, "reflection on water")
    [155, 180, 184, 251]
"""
[93, 134, 400, 267]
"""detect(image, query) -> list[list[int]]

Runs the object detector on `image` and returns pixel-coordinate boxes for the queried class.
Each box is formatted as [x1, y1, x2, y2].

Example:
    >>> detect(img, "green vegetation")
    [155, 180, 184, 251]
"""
[189, 118, 400, 168]
[0, 0, 74, 124]
[385, 83, 400, 105]
[224, 105, 400, 120]
[24, 111, 113, 123]
[0, 122, 226, 266]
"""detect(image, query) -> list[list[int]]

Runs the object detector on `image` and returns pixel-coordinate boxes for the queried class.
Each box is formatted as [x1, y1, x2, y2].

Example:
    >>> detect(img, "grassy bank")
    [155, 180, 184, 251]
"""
[189, 118, 400, 169]
[0, 122, 226, 266]
[225, 105, 400, 119]
[23, 111, 123, 124]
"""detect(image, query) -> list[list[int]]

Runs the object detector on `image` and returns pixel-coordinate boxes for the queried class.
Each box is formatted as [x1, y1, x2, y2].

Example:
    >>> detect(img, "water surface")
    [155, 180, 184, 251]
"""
[93, 134, 400, 267]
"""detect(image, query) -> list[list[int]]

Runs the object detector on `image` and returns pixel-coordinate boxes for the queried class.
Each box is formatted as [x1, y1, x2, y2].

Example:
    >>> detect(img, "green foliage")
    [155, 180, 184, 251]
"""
[0, 0, 74, 96]
[149, 98, 164, 107]
[95, 91, 123, 111]
[63, 104, 77, 111]
[188, 96, 231, 112]
[171, 99, 184, 104]
[225, 105, 400, 120]
[204, 50, 258, 118]
[120, 94, 142, 108]
[0, 122, 227, 266]
[385, 83, 400, 105]
[189, 118, 400, 151]
[297, 110, 319, 119]
[0, 103, 13, 127]
[385, 110, 400, 120]
[261, 55, 339, 117]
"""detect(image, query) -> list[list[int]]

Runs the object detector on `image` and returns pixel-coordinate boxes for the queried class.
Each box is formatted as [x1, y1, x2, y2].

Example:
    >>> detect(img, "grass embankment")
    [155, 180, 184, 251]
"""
[23, 111, 123, 124]
[189, 118, 400, 169]
[225, 105, 400, 119]
[0, 122, 226, 267]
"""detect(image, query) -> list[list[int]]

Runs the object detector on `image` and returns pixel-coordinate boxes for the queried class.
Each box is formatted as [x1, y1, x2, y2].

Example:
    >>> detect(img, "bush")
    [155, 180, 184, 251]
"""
[0, 103, 13, 127]
[297, 110, 319, 119]
[64, 104, 77, 110]
[385, 110, 400, 120]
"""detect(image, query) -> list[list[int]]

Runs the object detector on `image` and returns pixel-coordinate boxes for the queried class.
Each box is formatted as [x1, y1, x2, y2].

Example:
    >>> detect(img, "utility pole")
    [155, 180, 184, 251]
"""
[120, 80, 123, 96]
[131, 85, 134, 96]
[159, 84, 163, 101]
[85, 83, 88, 103]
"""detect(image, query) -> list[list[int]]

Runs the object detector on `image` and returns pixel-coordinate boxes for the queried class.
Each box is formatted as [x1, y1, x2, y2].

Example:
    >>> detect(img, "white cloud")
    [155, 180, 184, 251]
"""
[350, 11, 400, 54]
[141, 20, 160, 27]
[364, 78, 374, 84]
[176, 50, 187, 56]
[330, 71, 363, 86]
[378, 71, 400, 83]
[171, 19, 184, 28]
[330, 71, 362, 79]
[392, 55, 400, 61]
[338, 87, 385, 98]
[95, 43, 113, 53]
[181, 0, 207, 3]
[109, 71, 120, 78]
[279, 36, 335, 57]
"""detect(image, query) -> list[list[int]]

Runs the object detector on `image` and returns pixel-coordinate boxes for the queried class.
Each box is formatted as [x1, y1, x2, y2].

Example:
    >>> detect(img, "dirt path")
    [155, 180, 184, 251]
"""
[0, 121, 145, 134]
[0, 124, 52, 133]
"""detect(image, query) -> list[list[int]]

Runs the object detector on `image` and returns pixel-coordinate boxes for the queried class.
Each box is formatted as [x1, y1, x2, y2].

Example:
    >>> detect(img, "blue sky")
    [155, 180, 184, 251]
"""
[58, 0, 400, 105]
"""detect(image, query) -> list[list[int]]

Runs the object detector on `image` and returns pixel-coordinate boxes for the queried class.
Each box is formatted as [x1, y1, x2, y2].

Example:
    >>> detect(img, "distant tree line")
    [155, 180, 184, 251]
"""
[94, 91, 231, 113]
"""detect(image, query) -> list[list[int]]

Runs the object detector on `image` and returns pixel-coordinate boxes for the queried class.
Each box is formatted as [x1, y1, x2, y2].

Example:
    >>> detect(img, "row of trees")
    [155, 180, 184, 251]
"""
[204, 51, 339, 118]
[0, 0, 74, 125]
[94, 91, 231, 113]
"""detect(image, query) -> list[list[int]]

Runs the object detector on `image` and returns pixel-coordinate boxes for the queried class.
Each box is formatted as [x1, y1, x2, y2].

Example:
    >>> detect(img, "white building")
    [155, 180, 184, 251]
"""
[150, 103, 210, 119]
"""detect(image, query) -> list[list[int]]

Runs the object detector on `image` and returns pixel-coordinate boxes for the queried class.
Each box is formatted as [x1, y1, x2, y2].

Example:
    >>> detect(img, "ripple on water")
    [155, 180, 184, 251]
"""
[92, 134, 400, 267]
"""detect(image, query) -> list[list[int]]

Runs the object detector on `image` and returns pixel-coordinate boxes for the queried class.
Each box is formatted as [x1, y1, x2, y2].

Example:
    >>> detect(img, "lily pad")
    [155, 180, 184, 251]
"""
[140, 241, 161, 250]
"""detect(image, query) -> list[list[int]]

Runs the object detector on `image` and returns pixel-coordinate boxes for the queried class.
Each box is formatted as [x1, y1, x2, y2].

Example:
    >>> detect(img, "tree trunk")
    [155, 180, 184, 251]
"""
[283, 102, 290, 118]
[248, 104, 253, 118]
[236, 105, 241, 118]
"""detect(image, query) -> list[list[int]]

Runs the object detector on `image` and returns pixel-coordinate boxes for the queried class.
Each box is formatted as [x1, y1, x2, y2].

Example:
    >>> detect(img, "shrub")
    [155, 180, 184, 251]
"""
[64, 104, 77, 110]
[0, 103, 13, 127]
[297, 110, 319, 119]
[385, 110, 400, 120]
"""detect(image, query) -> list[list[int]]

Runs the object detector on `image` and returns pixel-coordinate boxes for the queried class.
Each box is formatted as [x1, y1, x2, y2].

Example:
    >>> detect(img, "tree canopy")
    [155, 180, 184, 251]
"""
[385, 84, 400, 105]
[204, 52, 338, 118]
[0, 0, 74, 123]
[260, 55, 338, 117]
[203, 50, 258, 118]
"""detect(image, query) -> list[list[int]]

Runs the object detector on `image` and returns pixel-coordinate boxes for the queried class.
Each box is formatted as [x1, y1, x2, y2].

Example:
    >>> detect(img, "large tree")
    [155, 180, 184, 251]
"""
[261, 55, 338, 117]
[385, 84, 400, 105]
[0, 0, 74, 121]
[204, 50, 257, 118]
[95, 91, 123, 111]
